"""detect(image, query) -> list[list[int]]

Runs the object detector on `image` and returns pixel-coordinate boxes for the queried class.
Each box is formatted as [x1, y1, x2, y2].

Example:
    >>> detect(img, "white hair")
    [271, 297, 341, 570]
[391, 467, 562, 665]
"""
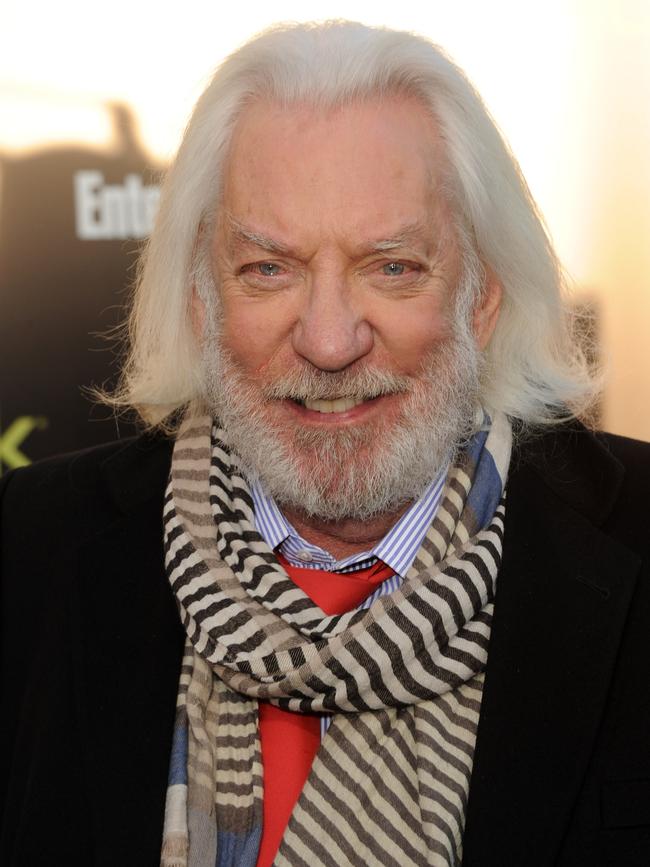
[109, 20, 597, 428]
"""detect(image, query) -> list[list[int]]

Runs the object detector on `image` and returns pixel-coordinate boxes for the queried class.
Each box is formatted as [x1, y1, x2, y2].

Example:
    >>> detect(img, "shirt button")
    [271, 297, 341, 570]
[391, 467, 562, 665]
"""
[298, 550, 313, 562]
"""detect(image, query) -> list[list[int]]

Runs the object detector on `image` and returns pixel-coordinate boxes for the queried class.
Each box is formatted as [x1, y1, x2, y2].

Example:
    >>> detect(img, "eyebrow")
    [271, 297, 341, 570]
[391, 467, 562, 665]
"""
[226, 216, 291, 255]
[367, 222, 431, 253]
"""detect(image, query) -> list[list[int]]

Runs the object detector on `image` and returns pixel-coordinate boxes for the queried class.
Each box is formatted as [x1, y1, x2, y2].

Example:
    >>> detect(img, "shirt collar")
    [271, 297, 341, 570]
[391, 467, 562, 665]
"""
[250, 464, 448, 578]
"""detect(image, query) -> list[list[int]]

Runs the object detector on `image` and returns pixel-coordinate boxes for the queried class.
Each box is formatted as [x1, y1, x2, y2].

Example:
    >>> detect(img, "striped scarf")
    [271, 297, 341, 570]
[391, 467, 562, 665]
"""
[161, 413, 511, 867]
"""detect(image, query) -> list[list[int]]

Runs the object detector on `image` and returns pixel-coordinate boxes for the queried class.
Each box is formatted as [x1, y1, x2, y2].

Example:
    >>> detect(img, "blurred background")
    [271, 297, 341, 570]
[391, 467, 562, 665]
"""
[1, 0, 649, 471]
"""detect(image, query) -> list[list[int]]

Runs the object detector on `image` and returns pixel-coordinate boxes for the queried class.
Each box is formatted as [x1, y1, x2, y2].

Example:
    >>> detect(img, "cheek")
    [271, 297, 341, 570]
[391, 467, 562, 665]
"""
[220, 298, 297, 375]
[373, 297, 453, 370]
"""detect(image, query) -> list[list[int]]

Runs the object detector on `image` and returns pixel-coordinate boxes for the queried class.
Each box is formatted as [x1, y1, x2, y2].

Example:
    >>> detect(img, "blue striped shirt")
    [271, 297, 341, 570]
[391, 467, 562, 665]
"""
[250, 466, 448, 582]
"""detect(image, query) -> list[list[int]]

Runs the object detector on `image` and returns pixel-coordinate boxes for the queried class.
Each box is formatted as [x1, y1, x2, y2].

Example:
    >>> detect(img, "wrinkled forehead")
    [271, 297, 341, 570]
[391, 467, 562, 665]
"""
[225, 93, 446, 182]
[216, 95, 456, 250]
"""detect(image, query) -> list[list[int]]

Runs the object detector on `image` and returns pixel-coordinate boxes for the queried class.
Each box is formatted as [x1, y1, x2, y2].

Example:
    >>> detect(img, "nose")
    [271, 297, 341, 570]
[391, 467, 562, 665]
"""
[291, 273, 373, 371]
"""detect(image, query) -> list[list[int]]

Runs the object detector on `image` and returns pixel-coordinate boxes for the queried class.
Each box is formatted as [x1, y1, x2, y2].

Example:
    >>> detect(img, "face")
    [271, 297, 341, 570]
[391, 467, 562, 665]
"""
[196, 97, 501, 520]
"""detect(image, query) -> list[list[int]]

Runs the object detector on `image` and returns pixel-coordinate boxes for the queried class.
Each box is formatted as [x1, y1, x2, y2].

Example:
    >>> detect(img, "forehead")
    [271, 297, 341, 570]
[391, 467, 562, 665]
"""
[219, 96, 453, 247]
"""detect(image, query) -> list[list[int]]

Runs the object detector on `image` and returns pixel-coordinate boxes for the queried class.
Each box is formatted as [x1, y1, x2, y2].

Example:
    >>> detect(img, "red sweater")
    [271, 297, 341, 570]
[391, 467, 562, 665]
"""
[256, 557, 394, 867]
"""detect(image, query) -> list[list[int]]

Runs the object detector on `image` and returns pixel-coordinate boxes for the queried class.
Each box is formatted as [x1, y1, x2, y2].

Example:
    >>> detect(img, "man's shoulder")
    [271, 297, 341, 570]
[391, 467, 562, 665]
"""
[591, 429, 650, 543]
[595, 427, 650, 468]
[2, 436, 130, 495]
[511, 421, 649, 546]
[513, 420, 649, 480]
[0, 431, 173, 532]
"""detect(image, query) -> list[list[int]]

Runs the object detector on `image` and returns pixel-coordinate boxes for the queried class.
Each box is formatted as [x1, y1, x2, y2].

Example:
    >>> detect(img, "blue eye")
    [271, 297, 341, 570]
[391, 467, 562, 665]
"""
[258, 262, 281, 276]
[383, 262, 405, 276]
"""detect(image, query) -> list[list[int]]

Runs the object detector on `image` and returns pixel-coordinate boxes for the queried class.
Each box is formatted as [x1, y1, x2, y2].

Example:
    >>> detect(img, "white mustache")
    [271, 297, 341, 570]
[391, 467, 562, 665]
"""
[262, 365, 411, 403]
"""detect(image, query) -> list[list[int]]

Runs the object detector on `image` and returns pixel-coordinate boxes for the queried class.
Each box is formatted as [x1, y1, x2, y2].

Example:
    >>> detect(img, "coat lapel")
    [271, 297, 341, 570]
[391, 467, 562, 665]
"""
[73, 435, 184, 865]
[462, 431, 642, 865]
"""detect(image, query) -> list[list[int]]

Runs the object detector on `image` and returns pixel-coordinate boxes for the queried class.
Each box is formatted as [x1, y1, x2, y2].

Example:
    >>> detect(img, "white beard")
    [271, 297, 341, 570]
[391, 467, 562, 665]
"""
[198, 276, 483, 522]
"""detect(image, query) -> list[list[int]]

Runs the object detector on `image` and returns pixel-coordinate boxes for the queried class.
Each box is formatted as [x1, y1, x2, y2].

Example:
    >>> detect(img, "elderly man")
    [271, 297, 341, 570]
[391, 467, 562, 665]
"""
[1, 21, 649, 867]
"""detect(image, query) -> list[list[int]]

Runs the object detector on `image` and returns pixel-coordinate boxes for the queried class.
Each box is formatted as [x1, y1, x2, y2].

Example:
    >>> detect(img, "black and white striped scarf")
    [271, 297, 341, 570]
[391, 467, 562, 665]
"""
[161, 413, 511, 867]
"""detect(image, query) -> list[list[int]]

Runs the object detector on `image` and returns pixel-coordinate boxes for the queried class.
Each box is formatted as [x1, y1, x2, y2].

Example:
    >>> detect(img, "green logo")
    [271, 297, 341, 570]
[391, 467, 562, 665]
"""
[0, 416, 49, 473]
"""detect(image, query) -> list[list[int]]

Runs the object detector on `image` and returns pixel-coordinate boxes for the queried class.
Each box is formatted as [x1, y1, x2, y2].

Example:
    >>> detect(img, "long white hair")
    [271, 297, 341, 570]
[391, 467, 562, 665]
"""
[109, 20, 596, 428]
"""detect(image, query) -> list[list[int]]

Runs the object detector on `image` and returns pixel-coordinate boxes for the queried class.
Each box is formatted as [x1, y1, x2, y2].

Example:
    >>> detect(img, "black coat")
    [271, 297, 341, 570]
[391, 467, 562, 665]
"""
[1, 424, 649, 866]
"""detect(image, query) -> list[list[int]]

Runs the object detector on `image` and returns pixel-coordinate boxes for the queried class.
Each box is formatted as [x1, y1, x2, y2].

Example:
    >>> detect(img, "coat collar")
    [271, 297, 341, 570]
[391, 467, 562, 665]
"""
[507, 421, 624, 526]
[462, 424, 641, 865]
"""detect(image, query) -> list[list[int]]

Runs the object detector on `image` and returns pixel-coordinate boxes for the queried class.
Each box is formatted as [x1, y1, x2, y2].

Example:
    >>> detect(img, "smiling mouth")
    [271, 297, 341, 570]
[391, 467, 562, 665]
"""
[288, 395, 386, 414]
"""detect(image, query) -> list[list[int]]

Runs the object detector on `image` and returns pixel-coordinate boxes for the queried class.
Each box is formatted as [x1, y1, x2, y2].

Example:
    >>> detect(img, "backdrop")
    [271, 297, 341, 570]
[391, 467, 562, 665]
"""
[1, 1, 648, 472]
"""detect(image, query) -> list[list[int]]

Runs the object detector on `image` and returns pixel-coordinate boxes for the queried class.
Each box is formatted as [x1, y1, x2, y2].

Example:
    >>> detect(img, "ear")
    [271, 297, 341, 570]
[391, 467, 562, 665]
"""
[473, 269, 502, 349]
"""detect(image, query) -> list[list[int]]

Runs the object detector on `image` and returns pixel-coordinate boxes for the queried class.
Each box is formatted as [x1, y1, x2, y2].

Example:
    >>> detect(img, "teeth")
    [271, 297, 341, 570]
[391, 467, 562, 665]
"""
[303, 396, 365, 413]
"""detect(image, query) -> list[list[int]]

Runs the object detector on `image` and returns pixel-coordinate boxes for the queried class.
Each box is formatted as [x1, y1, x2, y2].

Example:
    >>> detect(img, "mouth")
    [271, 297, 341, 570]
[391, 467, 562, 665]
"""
[299, 396, 368, 414]
[284, 393, 394, 420]
[264, 368, 410, 419]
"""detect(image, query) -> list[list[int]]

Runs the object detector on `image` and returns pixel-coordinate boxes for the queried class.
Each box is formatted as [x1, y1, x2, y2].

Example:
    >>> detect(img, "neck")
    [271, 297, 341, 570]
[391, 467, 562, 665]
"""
[281, 503, 412, 560]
